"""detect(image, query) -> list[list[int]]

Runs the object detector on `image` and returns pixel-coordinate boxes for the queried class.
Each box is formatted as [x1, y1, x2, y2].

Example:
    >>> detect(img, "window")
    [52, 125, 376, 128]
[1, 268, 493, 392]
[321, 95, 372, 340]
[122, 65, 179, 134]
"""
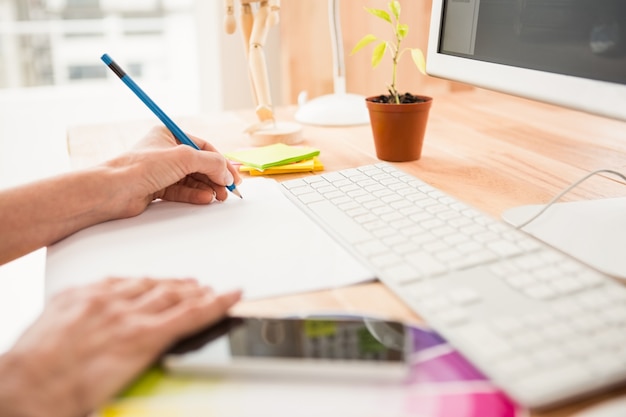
[0, 0, 197, 89]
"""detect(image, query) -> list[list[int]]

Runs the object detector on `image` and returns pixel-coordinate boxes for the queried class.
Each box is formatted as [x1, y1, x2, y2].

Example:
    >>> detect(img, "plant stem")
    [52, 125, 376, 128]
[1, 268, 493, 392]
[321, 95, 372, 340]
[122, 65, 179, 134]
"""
[391, 19, 402, 103]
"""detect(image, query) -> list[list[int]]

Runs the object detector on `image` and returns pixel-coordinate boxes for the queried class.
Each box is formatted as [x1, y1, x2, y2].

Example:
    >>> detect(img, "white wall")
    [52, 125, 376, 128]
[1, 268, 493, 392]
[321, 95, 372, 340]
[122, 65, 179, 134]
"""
[217, 10, 283, 111]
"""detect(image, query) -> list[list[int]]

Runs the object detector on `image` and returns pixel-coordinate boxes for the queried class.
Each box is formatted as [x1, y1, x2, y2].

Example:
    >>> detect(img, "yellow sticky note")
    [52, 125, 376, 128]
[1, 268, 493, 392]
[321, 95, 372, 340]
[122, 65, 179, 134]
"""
[225, 143, 320, 171]
[240, 158, 314, 172]
[240, 157, 324, 175]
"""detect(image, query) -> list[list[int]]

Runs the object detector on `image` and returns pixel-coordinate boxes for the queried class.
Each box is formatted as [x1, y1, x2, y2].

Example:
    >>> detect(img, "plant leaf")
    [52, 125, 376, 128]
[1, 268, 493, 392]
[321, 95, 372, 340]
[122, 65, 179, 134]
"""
[365, 7, 391, 24]
[389, 1, 401, 20]
[372, 42, 387, 68]
[351, 34, 377, 55]
[398, 23, 409, 39]
[411, 48, 427, 75]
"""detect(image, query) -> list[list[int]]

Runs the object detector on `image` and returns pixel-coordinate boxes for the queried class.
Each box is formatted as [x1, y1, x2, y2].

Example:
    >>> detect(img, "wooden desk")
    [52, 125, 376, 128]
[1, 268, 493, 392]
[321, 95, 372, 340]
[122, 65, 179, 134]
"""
[67, 88, 626, 416]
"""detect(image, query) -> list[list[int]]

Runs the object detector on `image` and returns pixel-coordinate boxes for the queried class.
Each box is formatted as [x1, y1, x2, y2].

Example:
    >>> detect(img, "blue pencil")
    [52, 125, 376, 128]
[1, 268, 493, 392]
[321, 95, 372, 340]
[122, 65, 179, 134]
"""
[100, 53, 242, 199]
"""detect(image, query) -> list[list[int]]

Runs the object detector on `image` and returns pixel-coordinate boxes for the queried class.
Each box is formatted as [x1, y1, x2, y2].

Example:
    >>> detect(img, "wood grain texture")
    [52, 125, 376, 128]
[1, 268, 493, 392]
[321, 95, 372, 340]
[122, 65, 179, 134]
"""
[67, 89, 626, 228]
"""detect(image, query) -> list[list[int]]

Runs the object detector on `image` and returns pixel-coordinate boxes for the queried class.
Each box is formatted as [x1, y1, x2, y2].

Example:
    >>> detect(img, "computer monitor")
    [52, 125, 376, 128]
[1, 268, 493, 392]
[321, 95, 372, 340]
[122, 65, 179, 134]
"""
[426, 0, 626, 122]
[426, 0, 626, 280]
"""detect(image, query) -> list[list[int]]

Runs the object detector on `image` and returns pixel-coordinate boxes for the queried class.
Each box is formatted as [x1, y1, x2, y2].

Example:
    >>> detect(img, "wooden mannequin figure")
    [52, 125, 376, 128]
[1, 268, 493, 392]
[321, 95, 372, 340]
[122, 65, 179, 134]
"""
[224, 0, 302, 145]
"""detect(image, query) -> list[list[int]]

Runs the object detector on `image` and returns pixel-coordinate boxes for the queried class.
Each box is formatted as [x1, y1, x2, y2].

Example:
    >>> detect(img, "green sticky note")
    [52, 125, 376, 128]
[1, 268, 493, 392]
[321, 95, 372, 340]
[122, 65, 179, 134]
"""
[225, 143, 320, 171]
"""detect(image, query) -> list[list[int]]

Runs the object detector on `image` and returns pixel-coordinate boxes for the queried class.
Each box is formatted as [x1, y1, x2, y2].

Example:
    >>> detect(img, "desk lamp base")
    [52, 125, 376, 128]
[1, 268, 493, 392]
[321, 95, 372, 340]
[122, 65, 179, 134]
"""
[295, 93, 370, 127]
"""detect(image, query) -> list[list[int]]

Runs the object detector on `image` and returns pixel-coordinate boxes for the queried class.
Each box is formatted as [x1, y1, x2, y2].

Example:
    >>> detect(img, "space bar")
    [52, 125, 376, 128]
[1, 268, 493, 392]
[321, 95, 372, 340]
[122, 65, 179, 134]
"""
[305, 200, 373, 245]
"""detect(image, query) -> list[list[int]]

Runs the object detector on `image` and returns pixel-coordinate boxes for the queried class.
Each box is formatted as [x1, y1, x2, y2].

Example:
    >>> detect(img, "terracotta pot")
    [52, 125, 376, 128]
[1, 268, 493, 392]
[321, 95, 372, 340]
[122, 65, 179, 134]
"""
[365, 95, 433, 162]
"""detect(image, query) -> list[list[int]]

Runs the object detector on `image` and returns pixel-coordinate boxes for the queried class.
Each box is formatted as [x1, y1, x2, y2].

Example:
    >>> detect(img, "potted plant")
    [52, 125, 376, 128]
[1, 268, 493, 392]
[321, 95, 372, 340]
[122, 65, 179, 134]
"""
[351, 0, 432, 162]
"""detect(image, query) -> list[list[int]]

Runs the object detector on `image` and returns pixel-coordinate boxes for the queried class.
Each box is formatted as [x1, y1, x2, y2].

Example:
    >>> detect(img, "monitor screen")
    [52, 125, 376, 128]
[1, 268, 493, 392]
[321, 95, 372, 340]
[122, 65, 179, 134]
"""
[427, 0, 626, 121]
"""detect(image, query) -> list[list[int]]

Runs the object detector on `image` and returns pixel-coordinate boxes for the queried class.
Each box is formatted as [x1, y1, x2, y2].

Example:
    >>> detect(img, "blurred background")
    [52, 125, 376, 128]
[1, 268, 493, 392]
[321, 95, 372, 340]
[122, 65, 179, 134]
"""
[0, 0, 449, 353]
[0, 0, 283, 185]
[0, 0, 283, 353]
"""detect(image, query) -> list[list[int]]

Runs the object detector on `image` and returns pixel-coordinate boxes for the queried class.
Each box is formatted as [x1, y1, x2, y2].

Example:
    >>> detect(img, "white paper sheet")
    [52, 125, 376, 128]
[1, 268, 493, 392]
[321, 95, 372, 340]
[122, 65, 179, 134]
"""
[45, 178, 374, 299]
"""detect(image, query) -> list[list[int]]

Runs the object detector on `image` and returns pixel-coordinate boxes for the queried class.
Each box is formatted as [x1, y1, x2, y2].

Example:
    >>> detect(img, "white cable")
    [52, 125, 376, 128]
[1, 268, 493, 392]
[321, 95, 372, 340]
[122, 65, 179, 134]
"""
[515, 169, 626, 230]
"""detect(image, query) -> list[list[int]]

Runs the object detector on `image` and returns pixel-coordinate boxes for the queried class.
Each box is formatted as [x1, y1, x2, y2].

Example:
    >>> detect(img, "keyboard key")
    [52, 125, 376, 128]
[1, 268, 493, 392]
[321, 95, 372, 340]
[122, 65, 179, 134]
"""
[305, 200, 373, 244]
[494, 355, 534, 378]
[297, 192, 325, 204]
[454, 323, 514, 359]
[370, 253, 403, 268]
[406, 252, 447, 277]
[381, 264, 421, 284]
[449, 288, 481, 305]
[281, 163, 625, 409]
[436, 307, 468, 326]
[354, 240, 388, 257]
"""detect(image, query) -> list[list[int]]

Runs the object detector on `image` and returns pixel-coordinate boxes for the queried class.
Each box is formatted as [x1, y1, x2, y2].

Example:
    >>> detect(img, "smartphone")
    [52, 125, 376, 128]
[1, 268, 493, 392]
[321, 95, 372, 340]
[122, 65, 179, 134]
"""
[163, 316, 411, 382]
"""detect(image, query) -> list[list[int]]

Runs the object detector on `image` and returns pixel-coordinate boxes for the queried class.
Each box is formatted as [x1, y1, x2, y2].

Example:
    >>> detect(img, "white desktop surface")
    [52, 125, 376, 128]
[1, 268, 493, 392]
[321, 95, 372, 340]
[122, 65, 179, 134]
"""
[503, 197, 626, 281]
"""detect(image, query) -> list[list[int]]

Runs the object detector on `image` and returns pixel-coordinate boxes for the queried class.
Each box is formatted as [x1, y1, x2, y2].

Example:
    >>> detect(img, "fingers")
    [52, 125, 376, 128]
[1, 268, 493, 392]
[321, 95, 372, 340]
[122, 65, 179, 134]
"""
[131, 279, 210, 314]
[160, 183, 217, 204]
[163, 147, 240, 202]
[118, 277, 240, 319]
[132, 126, 242, 203]
[187, 173, 228, 202]
[99, 277, 159, 299]
[120, 278, 242, 348]
[187, 134, 242, 187]
[189, 149, 240, 188]
[226, 158, 241, 187]
[51, 277, 155, 308]
[152, 126, 243, 188]
[155, 288, 243, 340]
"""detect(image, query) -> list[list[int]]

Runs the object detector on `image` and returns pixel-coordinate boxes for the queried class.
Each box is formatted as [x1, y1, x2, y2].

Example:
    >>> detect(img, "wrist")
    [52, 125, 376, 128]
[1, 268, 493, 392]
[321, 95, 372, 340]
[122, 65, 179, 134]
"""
[57, 164, 127, 227]
[98, 152, 153, 220]
[0, 351, 49, 417]
[0, 348, 86, 417]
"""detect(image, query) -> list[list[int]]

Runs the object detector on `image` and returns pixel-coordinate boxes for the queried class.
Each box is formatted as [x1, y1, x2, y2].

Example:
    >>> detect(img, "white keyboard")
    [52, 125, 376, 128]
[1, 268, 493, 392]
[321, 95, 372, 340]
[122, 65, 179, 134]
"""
[281, 163, 626, 409]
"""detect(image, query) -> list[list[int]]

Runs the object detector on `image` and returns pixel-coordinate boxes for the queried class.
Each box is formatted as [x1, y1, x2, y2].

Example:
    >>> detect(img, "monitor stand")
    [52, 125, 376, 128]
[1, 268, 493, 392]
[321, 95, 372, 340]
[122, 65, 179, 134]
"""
[295, 90, 369, 126]
[502, 197, 626, 282]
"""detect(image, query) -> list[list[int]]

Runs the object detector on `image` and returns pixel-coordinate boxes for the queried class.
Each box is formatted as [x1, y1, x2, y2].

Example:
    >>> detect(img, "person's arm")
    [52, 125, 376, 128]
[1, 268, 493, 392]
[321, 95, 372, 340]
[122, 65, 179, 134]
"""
[0, 278, 242, 417]
[0, 126, 241, 265]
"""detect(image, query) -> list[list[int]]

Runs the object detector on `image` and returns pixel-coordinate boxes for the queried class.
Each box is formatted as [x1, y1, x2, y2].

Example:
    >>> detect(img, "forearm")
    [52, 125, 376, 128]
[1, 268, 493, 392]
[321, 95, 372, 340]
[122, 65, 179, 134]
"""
[0, 164, 126, 265]
[0, 351, 58, 417]
[0, 351, 34, 417]
[0, 129, 236, 265]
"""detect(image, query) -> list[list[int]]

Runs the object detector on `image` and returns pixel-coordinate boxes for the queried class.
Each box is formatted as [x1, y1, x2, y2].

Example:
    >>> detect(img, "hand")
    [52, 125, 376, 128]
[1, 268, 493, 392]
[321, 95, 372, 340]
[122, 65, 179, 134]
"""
[106, 126, 242, 219]
[0, 126, 242, 266]
[0, 277, 241, 417]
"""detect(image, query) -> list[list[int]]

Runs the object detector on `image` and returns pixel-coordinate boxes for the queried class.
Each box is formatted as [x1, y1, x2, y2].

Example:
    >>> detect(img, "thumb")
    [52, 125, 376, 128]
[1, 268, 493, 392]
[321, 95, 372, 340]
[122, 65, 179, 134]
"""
[223, 169, 235, 187]
[188, 149, 235, 187]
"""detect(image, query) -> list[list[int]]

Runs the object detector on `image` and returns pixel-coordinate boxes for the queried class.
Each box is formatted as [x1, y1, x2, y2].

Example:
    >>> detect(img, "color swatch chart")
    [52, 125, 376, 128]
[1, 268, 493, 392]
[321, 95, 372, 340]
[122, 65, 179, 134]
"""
[99, 324, 526, 417]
